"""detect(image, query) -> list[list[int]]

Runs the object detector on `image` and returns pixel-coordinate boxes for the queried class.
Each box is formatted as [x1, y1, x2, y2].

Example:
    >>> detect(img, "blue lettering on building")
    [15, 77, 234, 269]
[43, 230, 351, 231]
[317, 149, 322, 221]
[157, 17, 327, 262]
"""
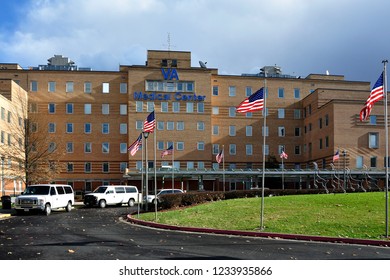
[161, 68, 179, 80]
[133, 92, 205, 102]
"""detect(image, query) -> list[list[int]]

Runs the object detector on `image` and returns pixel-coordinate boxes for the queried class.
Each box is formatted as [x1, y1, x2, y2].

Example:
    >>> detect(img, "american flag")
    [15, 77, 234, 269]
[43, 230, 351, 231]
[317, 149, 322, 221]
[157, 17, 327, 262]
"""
[332, 150, 340, 162]
[128, 133, 142, 156]
[236, 88, 264, 113]
[360, 73, 384, 121]
[216, 149, 224, 163]
[280, 150, 288, 160]
[143, 111, 156, 133]
[161, 144, 173, 158]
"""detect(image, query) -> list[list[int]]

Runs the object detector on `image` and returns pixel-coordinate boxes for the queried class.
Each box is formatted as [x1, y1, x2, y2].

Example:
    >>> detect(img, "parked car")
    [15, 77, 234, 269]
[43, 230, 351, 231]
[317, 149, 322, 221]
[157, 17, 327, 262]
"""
[84, 185, 141, 208]
[145, 189, 184, 204]
[14, 184, 75, 215]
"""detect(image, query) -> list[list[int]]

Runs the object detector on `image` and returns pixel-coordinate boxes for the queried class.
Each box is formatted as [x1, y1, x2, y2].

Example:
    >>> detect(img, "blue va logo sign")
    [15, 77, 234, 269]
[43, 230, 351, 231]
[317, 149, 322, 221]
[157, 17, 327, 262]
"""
[161, 68, 179, 80]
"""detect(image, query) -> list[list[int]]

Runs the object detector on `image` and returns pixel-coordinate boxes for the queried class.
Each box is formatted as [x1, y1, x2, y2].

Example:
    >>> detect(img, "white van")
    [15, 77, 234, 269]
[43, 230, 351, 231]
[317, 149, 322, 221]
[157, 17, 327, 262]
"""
[83, 185, 141, 208]
[14, 184, 75, 215]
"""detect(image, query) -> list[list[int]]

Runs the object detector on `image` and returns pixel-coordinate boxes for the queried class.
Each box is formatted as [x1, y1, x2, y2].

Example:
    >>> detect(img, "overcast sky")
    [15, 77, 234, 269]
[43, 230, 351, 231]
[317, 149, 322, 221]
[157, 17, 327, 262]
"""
[0, 0, 389, 84]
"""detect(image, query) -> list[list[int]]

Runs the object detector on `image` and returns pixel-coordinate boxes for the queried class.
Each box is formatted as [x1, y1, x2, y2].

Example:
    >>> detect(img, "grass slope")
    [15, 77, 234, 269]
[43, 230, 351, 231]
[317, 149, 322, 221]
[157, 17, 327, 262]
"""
[140, 192, 389, 240]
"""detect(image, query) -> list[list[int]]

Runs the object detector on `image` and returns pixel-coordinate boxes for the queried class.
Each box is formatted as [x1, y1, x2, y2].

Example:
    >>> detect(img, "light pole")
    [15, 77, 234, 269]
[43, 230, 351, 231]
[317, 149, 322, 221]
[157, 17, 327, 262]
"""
[143, 131, 150, 211]
[1, 155, 5, 197]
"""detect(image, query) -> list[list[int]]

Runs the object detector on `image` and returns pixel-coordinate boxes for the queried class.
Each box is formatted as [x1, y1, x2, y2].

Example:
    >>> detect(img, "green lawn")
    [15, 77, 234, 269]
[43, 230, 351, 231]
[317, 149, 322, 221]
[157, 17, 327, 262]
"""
[139, 192, 390, 240]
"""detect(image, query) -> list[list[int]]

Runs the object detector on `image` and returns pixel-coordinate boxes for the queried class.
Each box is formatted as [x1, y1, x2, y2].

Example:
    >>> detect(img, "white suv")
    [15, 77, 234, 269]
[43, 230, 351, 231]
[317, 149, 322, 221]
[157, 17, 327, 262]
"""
[14, 184, 75, 215]
[84, 185, 141, 208]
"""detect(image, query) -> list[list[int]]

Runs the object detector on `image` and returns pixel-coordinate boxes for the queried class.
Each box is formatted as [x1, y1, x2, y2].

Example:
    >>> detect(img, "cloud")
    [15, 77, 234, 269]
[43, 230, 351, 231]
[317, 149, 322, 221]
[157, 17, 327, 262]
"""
[0, 0, 389, 82]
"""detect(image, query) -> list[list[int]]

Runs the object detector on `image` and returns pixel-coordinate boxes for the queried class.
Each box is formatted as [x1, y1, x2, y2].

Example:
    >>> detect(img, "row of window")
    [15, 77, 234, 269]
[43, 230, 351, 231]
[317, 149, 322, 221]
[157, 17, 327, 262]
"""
[213, 86, 302, 99]
[30, 81, 128, 94]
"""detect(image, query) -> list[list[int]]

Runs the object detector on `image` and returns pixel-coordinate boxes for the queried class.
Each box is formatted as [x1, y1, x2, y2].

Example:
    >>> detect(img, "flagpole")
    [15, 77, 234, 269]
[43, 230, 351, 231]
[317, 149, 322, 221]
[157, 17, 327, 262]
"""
[260, 76, 267, 230]
[172, 141, 174, 190]
[154, 121, 157, 221]
[222, 145, 225, 192]
[282, 155, 285, 190]
[383, 59, 389, 238]
[139, 135, 144, 217]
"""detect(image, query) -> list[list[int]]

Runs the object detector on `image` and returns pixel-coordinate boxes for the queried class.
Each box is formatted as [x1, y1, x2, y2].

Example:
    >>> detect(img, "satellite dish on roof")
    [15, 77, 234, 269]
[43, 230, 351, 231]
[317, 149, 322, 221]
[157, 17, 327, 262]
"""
[199, 61, 207, 68]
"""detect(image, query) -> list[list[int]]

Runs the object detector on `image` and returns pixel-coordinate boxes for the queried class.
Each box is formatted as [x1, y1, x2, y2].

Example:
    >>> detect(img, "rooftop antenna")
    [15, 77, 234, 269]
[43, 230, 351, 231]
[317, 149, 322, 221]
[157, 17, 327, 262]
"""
[163, 32, 176, 51]
[199, 61, 207, 68]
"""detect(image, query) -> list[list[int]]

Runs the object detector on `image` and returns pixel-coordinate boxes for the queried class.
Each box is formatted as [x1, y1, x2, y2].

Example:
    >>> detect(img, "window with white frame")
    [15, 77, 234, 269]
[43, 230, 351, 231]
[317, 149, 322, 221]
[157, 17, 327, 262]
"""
[177, 121, 184, 130]
[161, 102, 168, 112]
[84, 143, 92, 153]
[66, 81, 74, 93]
[48, 123, 56, 133]
[197, 121, 204, 131]
[66, 142, 73, 153]
[120, 104, 127, 115]
[48, 81, 56, 92]
[229, 125, 236, 136]
[136, 101, 143, 112]
[157, 121, 164, 130]
[147, 102, 154, 112]
[120, 123, 127, 134]
[102, 82, 109, 93]
[356, 156, 364, 168]
[167, 121, 174, 130]
[84, 104, 91, 114]
[120, 143, 127, 154]
[197, 141, 205, 150]
[186, 102, 194, 113]
[294, 88, 300, 99]
[246, 144, 253, 155]
[66, 123, 73, 133]
[212, 107, 219, 115]
[369, 132, 379, 148]
[278, 126, 285, 137]
[84, 82, 92, 94]
[120, 83, 127, 94]
[177, 142, 184, 151]
[172, 102, 180, 112]
[262, 126, 269, 136]
[102, 142, 109, 153]
[246, 126, 252, 136]
[102, 104, 109, 115]
[212, 86, 219, 96]
[102, 123, 109, 134]
[85, 162, 92, 173]
[66, 103, 74, 114]
[229, 107, 236, 117]
[229, 86, 236, 96]
[102, 162, 109, 173]
[48, 103, 55, 114]
[245, 86, 252, 97]
[278, 88, 284, 98]
[229, 144, 236, 155]
[84, 123, 91, 134]
[212, 125, 219, 135]
[197, 103, 204, 113]
[278, 108, 285, 119]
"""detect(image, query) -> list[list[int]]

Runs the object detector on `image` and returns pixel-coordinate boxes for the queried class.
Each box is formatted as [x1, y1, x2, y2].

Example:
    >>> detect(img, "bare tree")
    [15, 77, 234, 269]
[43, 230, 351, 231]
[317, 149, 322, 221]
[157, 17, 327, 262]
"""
[0, 85, 66, 186]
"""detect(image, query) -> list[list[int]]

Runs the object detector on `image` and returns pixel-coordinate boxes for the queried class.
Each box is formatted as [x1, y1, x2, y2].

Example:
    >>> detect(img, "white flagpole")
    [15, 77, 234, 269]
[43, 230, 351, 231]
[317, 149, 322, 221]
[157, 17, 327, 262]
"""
[172, 141, 174, 190]
[154, 119, 157, 221]
[260, 76, 267, 230]
[282, 154, 285, 190]
[222, 145, 225, 192]
[139, 135, 144, 217]
[383, 59, 389, 238]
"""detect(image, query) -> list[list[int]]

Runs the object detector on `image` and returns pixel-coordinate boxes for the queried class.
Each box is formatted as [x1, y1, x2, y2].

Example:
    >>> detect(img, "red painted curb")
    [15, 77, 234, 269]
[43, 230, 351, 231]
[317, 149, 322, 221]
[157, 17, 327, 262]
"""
[126, 214, 390, 247]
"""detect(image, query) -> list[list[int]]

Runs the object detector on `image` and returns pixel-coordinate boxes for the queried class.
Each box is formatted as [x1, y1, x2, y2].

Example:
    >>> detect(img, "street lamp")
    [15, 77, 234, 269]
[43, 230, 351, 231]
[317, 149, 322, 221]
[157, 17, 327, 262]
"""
[342, 150, 347, 190]
[1, 155, 5, 197]
[142, 131, 150, 211]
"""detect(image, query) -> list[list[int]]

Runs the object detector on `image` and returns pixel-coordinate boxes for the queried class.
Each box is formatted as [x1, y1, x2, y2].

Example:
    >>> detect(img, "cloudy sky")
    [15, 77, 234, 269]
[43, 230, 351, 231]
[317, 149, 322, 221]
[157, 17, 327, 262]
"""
[0, 0, 389, 84]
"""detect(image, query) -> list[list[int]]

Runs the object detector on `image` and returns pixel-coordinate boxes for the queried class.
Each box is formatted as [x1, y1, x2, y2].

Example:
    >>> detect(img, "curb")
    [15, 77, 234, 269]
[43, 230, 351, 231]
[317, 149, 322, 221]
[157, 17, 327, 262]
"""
[0, 213, 11, 219]
[126, 214, 390, 247]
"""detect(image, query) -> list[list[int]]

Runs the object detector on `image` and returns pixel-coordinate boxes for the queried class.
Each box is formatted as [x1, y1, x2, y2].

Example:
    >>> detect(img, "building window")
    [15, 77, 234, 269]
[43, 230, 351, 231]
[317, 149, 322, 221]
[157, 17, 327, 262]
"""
[212, 125, 219, 135]
[102, 104, 109, 115]
[66, 142, 74, 153]
[161, 102, 168, 112]
[48, 142, 56, 153]
[369, 132, 379, 148]
[177, 121, 184, 130]
[212, 86, 219, 96]
[102, 82, 109, 93]
[48, 103, 55, 114]
[84, 82, 92, 94]
[84, 104, 92, 114]
[197, 103, 204, 113]
[102, 143, 109, 153]
[102, 162, 109, 173]
[229, 107, 236, 117]
[278, 88, 284, 98]
[229, 125, 236, 136]
[136, 120, 143, 130]
[30, 81, 38, 92]
[66, 81, 74, 93]
[370, 156, 377, 168]
[262, 126, 269, 136]
[212, 107, 219, 115]
[245, 86, 252, 97]
[177, 142, 184, 151]
[229, 86, 236, 97]
[120, 162, 127, 172]
[120, 123, 127, 134]
[197, 141, 205, 150]
[295, 145, 301, 155]
[120, 104, 127, 115]
[325, 114, 329, 126]
[102, 123, 109, 134]
[84, 123, 92, 134]
[48, 81, 56, 92]
[278, 126, 285, 137]
[136, 101, 143, 112]
[246, 126, 252, 136]
[120, 83, 127, 94]
[356, 156, 364, 169]
[294, 109, 301, 119]
[120, 143, 127, 154]
[278, 145, 285, 154]
[66, 103, 74, 114]
[278, 109, 285, 119]
[246, 144, 253, 155]
[186, 102, 194, 113]
[370, 115, 377, 125]
[229, 144, 236, 155]
[325, 136, 329, 148]
[67, 163, 74, 173]
[167, 121, 174, 130]
[48, 123, 56, 133]
[172, 102, 180, 113]
[294, 88, 300, 99]
[319, 118, 323, 129]
[147, 102, 154, 112]
[85, 162, 92, 173]
[66, 123, 73, 133]
[212, 144, 219, 154]
[319, 138, 323, 149]
[197, 121, 204, 131]
[84, 143, 92, 153]
[157, 121, 164, 130]
[295, 127, 301, 137]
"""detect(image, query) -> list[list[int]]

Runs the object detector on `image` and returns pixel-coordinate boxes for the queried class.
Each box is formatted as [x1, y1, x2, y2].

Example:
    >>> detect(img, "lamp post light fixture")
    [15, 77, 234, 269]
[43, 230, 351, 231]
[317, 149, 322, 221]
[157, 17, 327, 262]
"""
[142, 131, 150, 211]
[1, 155, 5, 197]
